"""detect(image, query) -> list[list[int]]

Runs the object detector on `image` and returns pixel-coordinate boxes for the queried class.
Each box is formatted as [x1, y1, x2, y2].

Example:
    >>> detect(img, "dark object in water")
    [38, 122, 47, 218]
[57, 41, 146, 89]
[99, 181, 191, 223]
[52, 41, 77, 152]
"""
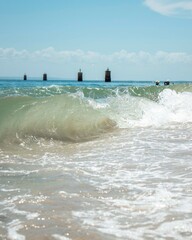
[77, 69, 83, 81]
[105, 68, 111, 82]
[155, 81, 160, 86]
[23, 74, 27, 80]
[164, 81, 170, 85]
[43, 73, 47, 81]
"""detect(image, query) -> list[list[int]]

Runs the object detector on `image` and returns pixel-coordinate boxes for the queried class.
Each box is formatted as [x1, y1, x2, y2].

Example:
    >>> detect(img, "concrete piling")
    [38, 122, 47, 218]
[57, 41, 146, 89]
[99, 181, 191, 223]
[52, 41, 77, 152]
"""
[77, 69, 83, 81]
[43, 73, 47, 81]
[23, 74, 27, 80]
[105, 68, 111, 82]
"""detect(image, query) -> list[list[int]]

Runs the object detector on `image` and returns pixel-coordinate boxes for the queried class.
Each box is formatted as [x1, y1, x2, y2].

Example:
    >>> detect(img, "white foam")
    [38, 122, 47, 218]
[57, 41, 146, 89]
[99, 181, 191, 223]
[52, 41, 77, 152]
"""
[52, 234, 71, 240]
[155, 220, 192, 239]
[7, 219, 25, 240]
[72, 210, 141, 239]
[112, 89, 192, 128]
[1, 188, 20, 192]
[87, 98, 109, 109]
[159, 89, 192, 123]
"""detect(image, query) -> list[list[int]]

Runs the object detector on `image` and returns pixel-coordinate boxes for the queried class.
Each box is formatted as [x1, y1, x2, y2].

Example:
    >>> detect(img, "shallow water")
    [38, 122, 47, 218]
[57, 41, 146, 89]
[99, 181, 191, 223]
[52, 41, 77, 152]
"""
[0, 80, 192, 239]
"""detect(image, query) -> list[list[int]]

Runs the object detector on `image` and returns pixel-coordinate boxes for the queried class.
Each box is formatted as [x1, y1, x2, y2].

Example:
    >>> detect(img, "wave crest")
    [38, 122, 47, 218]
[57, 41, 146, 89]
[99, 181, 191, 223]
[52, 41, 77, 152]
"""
[0, 95, 116, 143]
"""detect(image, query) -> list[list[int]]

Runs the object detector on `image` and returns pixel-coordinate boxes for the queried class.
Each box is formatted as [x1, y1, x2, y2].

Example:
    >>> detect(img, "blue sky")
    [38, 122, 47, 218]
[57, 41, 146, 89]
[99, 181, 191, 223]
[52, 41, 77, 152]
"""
[0, 0, 192, 80]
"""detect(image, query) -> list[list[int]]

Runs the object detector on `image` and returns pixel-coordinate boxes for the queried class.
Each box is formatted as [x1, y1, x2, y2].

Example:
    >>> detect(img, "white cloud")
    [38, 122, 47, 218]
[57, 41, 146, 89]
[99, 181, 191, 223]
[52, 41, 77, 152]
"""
[0, 47, 192, 80]
[155, 51, 192, 63]
[0, 48, 29, 59]
[144, 0, 192, 17]
[0, 47, 191, 64]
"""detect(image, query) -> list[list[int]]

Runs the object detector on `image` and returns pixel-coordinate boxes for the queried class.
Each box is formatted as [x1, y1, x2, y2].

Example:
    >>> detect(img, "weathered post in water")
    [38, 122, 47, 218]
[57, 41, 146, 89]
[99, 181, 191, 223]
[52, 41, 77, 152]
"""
[77, 69, 83, 81]
[105, 68, 111, 82]
[23, 74, 27, 80]
[43, 73, 47, 81]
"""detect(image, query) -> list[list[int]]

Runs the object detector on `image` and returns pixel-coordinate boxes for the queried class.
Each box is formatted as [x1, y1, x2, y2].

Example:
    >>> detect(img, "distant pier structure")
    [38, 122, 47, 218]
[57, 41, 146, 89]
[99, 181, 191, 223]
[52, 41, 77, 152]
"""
[77, 69, 83, 81]
[43, 73, 47, 81]
[23, 74, 27, 80]
[105, 68, 111, 82]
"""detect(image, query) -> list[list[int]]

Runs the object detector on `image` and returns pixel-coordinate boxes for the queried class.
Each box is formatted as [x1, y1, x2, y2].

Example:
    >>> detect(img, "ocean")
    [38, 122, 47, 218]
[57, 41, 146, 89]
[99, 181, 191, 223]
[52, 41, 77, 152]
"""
[0, 79, 192, 240]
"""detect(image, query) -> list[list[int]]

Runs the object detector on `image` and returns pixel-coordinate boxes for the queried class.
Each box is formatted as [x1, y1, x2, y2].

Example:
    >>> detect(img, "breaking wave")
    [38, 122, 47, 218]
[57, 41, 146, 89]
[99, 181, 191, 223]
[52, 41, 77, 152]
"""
[0, 94, 116, 143]
[0, 83, 192, 143]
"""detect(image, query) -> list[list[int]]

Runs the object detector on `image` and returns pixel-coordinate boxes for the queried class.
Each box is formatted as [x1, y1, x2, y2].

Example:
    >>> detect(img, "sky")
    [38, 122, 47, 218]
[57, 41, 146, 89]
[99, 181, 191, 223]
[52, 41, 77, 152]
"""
[0, 0, 192, 81]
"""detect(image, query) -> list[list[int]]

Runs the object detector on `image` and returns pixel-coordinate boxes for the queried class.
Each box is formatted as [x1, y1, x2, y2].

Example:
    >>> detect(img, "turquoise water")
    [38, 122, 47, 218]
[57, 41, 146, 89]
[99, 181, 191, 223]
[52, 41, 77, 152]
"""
[0, 79, 191, 89]
[0, 80, 192, 240]
[0, 80, 155, 97]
